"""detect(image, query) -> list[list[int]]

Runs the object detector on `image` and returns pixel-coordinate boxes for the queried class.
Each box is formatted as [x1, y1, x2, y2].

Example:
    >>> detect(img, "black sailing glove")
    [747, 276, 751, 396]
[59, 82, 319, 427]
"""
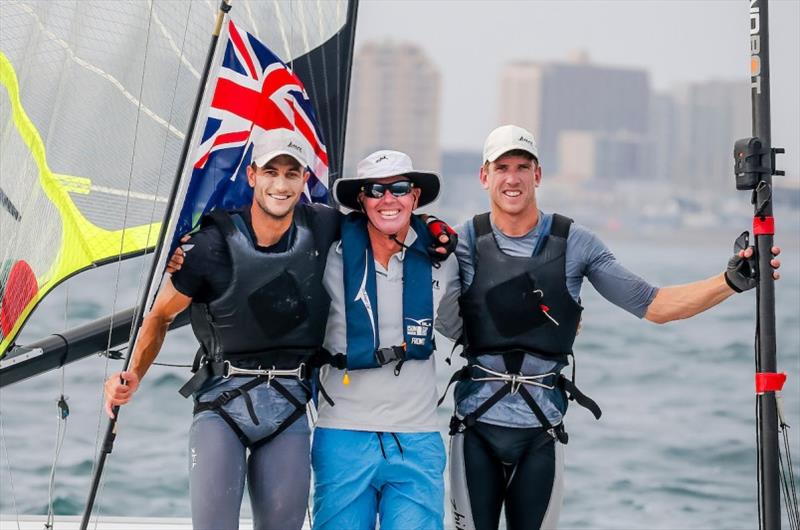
[425, 215, 458, 262]
[724, 231, 758, 293]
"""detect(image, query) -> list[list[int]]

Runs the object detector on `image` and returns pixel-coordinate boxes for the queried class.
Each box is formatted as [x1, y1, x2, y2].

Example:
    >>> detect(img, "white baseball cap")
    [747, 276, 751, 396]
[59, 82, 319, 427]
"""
[333, 150, 441, 211]
[251, 128, 310, 168]
[483, 124, 539, 163]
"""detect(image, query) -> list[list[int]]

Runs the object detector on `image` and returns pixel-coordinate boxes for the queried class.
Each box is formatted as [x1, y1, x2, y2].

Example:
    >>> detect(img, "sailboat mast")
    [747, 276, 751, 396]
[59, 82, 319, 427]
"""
[79, 2, 233, 528]
[743, 0, 784, 528]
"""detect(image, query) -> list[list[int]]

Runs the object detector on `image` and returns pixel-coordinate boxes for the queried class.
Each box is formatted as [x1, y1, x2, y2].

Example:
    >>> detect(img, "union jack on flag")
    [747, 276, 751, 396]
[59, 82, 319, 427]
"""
[173, 19, 330, 247]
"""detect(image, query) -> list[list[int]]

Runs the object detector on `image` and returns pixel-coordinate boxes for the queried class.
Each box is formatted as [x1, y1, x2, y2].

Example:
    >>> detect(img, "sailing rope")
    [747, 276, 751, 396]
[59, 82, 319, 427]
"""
[0, 409, 21, 530]
[88, 2, 158, 526]
[777, 393, 799, 530]
[44, 285, 71, 530]
[44, 391, 69, 530]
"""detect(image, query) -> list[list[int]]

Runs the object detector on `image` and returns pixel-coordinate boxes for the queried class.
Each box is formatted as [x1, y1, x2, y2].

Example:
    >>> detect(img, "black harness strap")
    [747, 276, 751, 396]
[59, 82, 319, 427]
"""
[250, 379, 309, 451]
[558, 376, 602, 420]
[193, 375, 310, 449]
[179, 360, 225, 398]
[516, 385, 567, 444]
[449, 383, 513, 436]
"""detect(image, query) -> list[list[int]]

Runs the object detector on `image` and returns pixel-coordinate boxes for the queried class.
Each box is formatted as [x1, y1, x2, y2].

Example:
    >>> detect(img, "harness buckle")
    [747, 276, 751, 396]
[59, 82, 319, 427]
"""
[375, 345, 406, 366]
[470, 365, 557, 391]
[222, 361, 308, 383]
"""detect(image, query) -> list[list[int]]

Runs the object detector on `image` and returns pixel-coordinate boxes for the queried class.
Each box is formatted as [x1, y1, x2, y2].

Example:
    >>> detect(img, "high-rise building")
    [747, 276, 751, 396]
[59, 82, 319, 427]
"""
[498, 52, 650, 177]
[344, 41, 441, 178]
[669, 80, 750, 192]
[649, 93, 678, 182]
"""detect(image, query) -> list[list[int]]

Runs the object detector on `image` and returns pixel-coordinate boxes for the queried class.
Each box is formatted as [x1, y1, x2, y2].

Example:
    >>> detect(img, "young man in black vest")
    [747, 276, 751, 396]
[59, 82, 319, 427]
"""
[442, 125, 782, 530]
[104, 129, 340, 530]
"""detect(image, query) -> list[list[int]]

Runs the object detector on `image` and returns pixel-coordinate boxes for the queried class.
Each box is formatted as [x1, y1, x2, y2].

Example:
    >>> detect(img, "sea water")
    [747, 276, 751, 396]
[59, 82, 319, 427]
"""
[1, 229, 798, 530]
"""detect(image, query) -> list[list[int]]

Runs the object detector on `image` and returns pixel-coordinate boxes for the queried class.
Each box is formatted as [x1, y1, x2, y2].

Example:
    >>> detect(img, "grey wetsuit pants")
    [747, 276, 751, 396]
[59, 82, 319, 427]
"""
[188, 410, 310, 530]
[449, 421, 564, 530]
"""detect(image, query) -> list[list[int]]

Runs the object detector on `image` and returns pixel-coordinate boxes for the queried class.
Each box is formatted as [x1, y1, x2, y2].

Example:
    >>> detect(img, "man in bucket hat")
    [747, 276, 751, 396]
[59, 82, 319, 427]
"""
[311, 150, 462, 530]
[439, 125, 782, 530]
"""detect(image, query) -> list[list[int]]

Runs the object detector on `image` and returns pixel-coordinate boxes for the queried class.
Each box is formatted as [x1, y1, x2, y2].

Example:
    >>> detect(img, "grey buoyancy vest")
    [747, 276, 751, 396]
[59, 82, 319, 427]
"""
[459, 212, 583, 362]
[190, 207, 334, 368]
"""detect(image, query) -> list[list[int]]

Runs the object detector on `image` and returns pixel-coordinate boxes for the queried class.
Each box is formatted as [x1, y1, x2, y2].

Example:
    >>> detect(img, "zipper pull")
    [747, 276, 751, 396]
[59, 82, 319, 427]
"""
[342, 369, 350, 386]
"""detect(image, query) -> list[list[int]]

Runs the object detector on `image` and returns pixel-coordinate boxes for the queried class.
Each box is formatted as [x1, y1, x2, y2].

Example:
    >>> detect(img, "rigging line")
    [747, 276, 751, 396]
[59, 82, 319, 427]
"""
[103, 0, 158, 362]
[313, 1, 333, 178]
[44, 395, 68, 530]
[87, 2, 158, 517]
[779, 415, 799, 529]
[0, 410, 21, 530]
[133, 0, 197, 321]
[45, 280, 71, 529]
[11, 1, 185, 140]
[147, 0, 201, 80]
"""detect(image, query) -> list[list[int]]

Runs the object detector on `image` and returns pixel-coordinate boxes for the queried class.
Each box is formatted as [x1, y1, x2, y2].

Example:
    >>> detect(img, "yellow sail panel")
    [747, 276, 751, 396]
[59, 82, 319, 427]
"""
[0, 52, 162, 356]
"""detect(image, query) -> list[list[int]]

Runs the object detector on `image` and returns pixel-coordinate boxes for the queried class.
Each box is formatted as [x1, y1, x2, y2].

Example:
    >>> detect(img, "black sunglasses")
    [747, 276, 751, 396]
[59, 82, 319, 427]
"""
[361, 180, 414, 199]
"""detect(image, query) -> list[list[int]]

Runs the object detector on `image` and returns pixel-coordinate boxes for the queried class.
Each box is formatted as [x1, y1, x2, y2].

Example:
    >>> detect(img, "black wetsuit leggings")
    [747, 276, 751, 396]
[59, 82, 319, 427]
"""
[450, 421, 564, 530]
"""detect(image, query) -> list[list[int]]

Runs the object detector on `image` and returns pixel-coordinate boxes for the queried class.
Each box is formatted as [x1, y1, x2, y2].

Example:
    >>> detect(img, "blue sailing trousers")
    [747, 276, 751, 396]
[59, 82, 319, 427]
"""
[311, 427, 446, 530]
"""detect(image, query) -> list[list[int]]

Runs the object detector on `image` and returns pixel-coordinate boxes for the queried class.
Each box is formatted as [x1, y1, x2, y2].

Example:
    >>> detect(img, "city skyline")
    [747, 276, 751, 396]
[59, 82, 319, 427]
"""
[346, 41, 757, 199]
[353, 1, 799, 181]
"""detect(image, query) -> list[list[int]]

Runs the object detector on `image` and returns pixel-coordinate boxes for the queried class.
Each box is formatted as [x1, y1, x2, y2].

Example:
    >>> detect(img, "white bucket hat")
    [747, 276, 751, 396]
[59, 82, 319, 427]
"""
[333, 150, 440, 211]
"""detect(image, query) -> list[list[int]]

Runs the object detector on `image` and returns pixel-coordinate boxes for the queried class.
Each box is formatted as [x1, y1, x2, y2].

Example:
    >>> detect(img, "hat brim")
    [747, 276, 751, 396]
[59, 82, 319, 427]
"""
[333, 171, 441, 211]
[253, 149, 309, 169]
[485, 145, 538, 163]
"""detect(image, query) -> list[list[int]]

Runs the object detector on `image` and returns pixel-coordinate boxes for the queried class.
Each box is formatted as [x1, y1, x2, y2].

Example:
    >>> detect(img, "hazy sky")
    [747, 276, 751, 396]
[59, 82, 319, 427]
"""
[354, 0, 799, 176]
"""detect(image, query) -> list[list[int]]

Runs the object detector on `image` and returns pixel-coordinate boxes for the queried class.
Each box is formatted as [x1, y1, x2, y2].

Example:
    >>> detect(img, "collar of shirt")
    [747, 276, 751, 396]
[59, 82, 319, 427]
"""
[334, 226, 419, 272]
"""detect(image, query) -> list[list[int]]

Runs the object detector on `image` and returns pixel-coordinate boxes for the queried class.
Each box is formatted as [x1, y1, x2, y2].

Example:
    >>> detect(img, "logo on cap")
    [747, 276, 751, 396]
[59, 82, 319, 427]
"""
[375, 155, 389, 163]
[518, 136, 533, 146]
[287, 141, 303, 152]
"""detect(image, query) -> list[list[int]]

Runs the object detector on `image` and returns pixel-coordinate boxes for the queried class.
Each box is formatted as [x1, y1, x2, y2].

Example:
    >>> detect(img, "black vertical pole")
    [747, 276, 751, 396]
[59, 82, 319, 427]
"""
[79, 2, 232, 528]
[748, 1, 782, 528]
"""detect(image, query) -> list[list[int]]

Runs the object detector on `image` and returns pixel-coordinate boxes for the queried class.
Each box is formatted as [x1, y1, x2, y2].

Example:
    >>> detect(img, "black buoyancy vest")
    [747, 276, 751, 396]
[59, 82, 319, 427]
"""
[190, 206, 335, 368]
[459, 212, 583, 362]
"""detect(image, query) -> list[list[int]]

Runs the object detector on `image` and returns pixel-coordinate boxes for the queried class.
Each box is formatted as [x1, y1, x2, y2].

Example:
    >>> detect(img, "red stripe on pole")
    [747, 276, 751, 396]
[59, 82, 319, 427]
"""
[753, 216, 775, 235]
[755, 372, 786, 394]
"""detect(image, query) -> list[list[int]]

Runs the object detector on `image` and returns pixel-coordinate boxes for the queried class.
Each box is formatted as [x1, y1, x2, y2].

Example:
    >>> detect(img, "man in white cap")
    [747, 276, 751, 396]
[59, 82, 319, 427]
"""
[104, 128, 342, 530]
[311, 150, 462, 530]
[441, 125, 782, 530]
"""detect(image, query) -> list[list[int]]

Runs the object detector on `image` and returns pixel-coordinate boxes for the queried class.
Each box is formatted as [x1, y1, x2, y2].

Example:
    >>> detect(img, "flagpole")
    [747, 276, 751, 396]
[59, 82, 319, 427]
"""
[79, 2, 232, 527]
[734, 0, 786, 528]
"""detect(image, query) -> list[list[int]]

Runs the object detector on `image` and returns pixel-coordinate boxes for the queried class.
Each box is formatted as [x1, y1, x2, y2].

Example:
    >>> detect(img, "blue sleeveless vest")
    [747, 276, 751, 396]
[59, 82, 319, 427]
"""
[340, 213, 435, 370]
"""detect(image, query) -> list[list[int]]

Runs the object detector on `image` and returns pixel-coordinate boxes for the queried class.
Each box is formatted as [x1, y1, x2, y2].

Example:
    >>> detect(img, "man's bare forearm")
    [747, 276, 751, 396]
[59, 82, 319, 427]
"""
[644, 273, 733, 324]
[128, 312, 173, 380]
